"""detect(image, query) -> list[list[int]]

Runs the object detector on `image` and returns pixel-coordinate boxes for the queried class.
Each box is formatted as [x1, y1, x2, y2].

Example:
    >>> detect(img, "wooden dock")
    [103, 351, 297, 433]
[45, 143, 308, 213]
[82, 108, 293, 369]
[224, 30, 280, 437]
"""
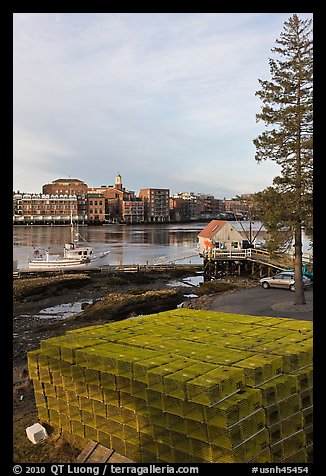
[13, 250, 313, 280]
[201, 248, 313, 279]
[13, 263, 202, 278]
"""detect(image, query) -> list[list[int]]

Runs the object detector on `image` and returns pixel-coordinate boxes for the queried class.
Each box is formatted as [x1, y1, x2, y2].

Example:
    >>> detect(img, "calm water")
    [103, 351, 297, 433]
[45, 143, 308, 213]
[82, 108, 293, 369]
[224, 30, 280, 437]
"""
[13, 221, 311, 270]
[13, 222, 207, 269]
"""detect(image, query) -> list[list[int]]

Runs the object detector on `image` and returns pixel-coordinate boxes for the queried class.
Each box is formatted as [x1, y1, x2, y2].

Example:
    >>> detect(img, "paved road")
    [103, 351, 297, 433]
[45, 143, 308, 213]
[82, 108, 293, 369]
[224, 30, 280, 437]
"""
[207, 285, 313, 321]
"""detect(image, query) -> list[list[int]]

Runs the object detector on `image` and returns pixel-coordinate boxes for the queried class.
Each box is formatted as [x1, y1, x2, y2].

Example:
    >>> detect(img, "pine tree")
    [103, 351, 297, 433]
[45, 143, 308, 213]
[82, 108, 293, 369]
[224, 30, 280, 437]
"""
[253, 14, 313, 305]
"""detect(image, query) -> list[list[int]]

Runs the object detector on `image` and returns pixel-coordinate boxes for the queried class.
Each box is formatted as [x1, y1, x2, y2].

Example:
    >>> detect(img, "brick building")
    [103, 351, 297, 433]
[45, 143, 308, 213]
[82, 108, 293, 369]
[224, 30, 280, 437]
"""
[169, 197, 194, 221]
[170, 192, 224, 221]
[122, 199, 144, 224]
[13, 193, 78, 224]
[139, 188, 170, 222]
[223, 197, 251, 219]
[88, 175, 137, 223]
[42, 178, 88, 196]
[42, 179, 88, 221]
[87, 193, 106, 223]
[195, 194, 224, 219]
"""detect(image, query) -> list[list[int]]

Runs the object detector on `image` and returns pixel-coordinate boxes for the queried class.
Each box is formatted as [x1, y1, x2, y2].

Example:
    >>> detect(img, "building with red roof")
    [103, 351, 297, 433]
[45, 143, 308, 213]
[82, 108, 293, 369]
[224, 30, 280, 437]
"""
[197, 220, 245, 256]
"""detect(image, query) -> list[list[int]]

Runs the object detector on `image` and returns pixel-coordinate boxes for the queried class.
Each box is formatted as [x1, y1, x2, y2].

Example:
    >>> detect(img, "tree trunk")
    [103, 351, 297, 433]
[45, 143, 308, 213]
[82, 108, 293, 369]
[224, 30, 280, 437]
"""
[294, 221, 306, 304]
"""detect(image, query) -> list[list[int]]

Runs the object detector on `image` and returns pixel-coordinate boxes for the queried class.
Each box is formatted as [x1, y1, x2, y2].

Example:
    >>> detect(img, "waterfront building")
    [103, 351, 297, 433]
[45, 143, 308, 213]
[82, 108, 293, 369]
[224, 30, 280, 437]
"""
[13, 192, 78, 225]
[197, 219, 245, 255]
[139, 188, 170, 222]
[86, 193, 106, 224]
[122, 198, 144, 224]
[169, 197, 195, 221]
[170, 192, 198, 221]
[223, 196, 252, 219]
[42, 178, 89, 221]
[88, 174, 136, 223]
[170, 192, 225, 221]
[42, 178, 88, 196]
[14, 174, 252, 225]
[195, 194, 224, 219]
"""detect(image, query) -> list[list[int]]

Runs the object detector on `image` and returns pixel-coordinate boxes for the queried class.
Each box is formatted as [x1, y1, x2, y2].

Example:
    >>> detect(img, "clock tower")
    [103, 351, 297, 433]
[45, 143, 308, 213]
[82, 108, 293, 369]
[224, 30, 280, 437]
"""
[115, 173, 123, 191]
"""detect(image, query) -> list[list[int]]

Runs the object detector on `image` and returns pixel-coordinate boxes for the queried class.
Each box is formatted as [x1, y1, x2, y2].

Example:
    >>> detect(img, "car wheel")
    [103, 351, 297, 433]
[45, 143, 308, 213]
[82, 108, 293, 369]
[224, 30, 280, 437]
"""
[262, 282, 270, 289]
[290, 284, 295, 292]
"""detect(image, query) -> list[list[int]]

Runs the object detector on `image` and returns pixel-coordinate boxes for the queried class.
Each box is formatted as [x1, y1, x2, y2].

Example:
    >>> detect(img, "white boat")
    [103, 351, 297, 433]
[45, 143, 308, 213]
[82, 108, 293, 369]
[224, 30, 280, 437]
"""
[28, 223, 110, 270]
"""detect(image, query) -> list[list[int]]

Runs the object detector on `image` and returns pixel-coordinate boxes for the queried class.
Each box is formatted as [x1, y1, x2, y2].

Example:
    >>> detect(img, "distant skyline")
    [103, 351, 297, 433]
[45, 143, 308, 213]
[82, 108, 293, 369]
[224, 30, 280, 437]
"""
[13, 12, 313, 198]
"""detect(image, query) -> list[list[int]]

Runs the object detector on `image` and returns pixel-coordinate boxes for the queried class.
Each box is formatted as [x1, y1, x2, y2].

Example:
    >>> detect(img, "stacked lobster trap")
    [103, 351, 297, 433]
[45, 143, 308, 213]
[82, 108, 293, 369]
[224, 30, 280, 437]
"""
[27, 309, 313, 463]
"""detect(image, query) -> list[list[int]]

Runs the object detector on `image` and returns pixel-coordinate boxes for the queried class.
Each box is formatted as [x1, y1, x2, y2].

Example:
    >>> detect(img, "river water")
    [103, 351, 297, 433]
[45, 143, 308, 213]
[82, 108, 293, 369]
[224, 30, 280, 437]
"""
[13, 221, 312, 270]
[13, 222, 205, 270]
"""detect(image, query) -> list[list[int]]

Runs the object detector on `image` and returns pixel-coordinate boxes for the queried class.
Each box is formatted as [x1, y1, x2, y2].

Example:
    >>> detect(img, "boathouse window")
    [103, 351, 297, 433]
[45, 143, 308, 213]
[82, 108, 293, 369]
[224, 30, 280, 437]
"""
[232, 241, 239, 248]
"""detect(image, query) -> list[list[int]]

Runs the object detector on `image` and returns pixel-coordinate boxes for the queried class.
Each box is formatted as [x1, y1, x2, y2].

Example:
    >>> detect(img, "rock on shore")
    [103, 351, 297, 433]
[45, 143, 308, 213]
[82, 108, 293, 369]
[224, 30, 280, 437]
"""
[71, 289, 184, 322]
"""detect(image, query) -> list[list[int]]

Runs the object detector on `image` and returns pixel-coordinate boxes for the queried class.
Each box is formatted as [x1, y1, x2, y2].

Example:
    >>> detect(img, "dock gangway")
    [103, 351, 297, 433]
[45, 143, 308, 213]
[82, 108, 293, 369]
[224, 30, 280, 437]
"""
[153, 248, 198, 265]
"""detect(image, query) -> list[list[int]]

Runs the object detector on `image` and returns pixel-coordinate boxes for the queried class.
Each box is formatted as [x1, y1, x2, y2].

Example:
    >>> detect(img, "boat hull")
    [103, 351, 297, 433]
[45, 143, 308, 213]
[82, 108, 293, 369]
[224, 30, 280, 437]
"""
[28, 259, 89, 270]
[28, 253, 110, 271]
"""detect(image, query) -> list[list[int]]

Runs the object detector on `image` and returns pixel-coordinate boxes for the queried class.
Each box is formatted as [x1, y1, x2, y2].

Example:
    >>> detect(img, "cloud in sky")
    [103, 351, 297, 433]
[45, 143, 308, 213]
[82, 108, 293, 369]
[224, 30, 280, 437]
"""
[13, 12, 313, 197]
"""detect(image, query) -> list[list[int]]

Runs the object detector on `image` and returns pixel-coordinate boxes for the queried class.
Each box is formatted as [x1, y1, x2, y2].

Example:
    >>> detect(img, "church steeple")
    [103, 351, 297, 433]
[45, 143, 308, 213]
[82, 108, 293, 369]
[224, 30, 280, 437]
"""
[115, 173, 123, 190]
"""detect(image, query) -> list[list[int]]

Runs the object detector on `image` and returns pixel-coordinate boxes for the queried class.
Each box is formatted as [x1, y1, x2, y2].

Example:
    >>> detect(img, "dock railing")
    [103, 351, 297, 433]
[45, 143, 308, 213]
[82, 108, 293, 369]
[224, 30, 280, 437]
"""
[202, 248, 313, 271]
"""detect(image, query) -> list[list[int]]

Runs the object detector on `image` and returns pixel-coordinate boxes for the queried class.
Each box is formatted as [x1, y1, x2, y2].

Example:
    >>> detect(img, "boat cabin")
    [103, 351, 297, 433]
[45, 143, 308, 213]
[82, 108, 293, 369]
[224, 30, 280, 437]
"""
[197, 220, 245, 255]
[64, 242, 94, 260]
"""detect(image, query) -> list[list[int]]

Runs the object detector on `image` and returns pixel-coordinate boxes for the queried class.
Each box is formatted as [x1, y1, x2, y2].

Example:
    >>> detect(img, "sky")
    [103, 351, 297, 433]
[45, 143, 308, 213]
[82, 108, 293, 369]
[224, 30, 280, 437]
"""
[13, 12, 313, 199]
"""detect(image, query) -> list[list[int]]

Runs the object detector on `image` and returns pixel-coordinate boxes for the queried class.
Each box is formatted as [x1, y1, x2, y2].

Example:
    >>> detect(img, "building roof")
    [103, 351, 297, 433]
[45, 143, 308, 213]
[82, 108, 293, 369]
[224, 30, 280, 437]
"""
[52, 178, 86, 184]
[197, 220, 229, 239]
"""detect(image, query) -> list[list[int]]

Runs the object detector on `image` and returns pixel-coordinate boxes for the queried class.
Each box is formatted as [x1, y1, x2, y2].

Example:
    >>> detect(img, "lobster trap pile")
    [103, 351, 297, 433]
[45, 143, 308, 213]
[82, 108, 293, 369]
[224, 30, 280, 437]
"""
[28, 309, 313, 463]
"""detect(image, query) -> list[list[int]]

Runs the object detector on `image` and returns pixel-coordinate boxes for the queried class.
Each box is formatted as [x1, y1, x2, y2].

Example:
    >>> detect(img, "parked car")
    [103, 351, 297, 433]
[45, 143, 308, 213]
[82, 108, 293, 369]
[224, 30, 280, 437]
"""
[259, 272, 312, 292]
[284, 267, 314, 282]
[277, 271, 312, 285]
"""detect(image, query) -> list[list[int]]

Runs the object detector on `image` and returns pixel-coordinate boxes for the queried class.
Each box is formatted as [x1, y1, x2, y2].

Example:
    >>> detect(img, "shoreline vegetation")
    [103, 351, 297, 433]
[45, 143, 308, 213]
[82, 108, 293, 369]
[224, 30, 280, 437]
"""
[13, 269, 256, 463]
